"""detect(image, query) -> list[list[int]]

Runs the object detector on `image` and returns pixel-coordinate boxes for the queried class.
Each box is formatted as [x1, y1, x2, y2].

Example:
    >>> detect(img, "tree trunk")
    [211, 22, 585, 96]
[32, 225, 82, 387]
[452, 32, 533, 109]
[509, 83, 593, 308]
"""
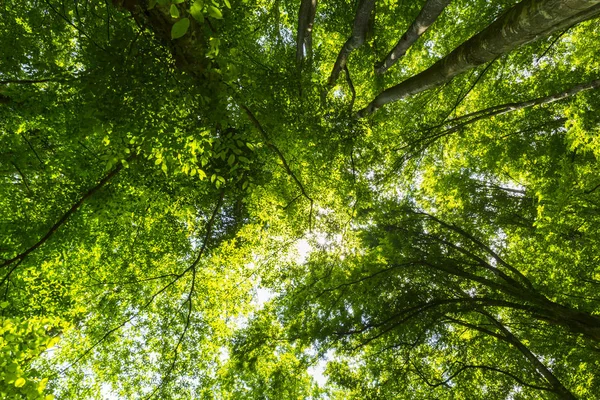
[113, 0, 209, 77]
[376, 0, 451, 75]
[296, 0, 318, 63]
[327, 0, 376, 88]
[358, 0, 600, 117]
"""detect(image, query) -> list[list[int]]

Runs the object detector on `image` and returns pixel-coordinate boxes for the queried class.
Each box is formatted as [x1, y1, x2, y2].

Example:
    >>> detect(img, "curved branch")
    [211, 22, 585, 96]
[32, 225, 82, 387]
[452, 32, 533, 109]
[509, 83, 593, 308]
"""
[413, 360, 554, 392]
[430, 78, 600, 134]
[481, 312, 577, 399]
[421, 212, 535, 290]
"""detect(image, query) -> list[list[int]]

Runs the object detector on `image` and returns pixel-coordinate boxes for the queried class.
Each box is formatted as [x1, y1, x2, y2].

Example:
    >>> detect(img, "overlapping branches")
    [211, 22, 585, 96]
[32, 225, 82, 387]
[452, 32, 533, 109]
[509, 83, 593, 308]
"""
[358, 0, 600, 116]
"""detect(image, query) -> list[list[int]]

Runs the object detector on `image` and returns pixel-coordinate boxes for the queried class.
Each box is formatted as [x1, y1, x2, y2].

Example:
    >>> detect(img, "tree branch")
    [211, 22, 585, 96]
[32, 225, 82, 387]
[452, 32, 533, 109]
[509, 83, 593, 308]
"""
[432, 78, 600, 133]
[296, 0, 318, 63]
[376, 0, 451, 74]
[481, 311, 577, 399]
[241, 104, 314, 230]
[358, 0, 600, 117]
[1, 159, 129, 270]
[326, 0, 375, 89]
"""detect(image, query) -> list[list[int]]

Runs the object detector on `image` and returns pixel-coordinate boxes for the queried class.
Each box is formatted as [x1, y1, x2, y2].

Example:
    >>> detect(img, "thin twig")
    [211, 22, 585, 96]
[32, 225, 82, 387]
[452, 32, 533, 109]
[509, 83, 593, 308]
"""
[241, 105, 314, 231]
[10, 161, 33, 195]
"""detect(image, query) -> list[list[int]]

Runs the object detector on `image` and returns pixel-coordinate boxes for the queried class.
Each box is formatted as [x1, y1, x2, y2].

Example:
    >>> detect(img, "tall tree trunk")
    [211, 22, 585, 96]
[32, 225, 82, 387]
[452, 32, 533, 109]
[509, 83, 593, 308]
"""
[326, 0, 376, 88]
[376, 0, 451, 75]
[358, 0, 600, 117]
[296, 0, 318, 63]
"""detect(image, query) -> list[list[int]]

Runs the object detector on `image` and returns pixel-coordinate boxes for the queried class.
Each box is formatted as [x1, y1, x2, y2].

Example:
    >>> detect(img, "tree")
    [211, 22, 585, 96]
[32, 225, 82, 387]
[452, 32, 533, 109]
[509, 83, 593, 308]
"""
[1, 0, 600, 398]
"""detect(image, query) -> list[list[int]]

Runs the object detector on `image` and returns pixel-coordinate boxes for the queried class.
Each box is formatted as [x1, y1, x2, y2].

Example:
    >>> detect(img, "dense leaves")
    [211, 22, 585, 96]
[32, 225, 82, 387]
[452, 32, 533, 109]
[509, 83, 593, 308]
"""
[1, 0, 600, 398]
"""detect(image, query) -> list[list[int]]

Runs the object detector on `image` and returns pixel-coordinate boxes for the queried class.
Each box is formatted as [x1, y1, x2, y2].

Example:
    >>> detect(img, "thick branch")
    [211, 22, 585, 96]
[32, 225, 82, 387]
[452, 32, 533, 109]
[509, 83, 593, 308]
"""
[483, 313, 577, 399]
[358, 0, 600, 116]
[327, 0, 375, 87]
[113, 0, 209, 76]
[376, 0, 451, 74]
[296, 0, 318, 63]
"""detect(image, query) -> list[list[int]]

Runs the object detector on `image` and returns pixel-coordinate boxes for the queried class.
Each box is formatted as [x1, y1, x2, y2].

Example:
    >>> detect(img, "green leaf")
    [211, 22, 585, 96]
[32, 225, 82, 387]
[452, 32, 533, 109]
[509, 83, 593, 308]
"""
[7, 363, 17, 373]
[170, 4, 180, 18]
[208, 5, 223, 19]
[147, 0, 157, 9]
[190, 0, 204, 23]
[228, 154, 235, 165]
[14, 377, 26, 388]
[0, 301, 9, 309]
[171, 18, 190, 39]
[223, 0, 231, 8]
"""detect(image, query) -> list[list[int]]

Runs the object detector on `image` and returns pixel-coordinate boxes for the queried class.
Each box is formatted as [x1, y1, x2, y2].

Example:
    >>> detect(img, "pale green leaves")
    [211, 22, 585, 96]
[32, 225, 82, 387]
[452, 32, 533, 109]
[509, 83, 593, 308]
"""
[171, 18, 190, 39]
[190, 0, 225, 24]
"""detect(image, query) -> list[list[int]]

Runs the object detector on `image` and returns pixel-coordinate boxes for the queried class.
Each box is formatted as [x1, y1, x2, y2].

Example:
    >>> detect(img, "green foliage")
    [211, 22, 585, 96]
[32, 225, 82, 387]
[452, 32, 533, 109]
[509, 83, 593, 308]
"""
[0, 317, 63, 399]
[1, 0, 600, 397]
[171, 18, 190, 39]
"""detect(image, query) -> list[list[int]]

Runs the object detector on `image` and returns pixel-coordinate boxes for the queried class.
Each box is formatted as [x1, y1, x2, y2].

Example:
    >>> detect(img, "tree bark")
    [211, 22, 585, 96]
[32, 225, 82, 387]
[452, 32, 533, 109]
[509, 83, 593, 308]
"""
[296, 0, 318, 63]
[113, 0, 209, 77]
[437, 78, 600, 131]
[327, 0, 376, 87]
[358, 0, 600, 117]
[376, 0, 451, 75]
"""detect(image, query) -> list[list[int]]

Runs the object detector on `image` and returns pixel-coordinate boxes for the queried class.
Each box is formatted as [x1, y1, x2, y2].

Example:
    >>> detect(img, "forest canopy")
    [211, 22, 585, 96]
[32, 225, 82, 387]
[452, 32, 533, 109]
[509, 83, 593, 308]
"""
[1, 0, 600, 398]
